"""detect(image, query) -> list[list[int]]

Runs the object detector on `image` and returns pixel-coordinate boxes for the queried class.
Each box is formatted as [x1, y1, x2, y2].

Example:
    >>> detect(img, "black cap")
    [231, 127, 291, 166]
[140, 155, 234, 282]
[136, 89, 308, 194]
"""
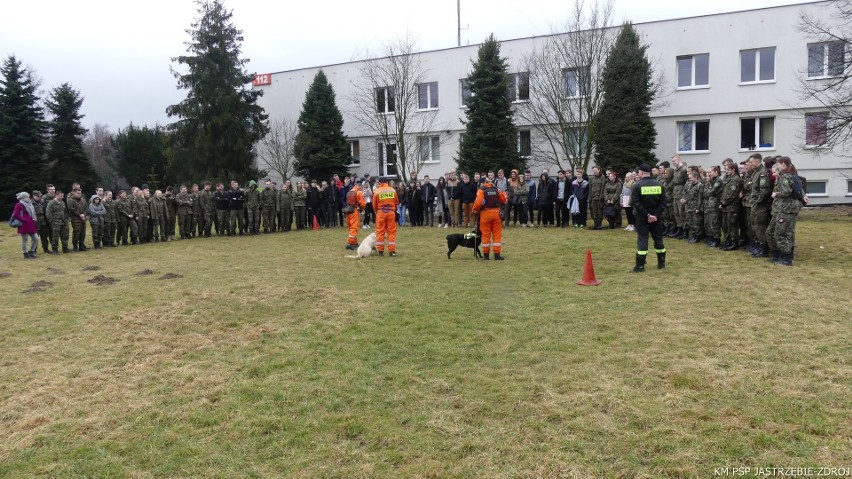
[659, 161, 670, 168]
[141, 183, 149, 190]
[638, 163, 652, 173]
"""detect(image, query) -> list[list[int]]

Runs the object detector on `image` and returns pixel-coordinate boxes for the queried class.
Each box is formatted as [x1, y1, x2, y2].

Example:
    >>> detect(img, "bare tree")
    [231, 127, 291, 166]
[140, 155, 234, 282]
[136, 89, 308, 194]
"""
[258, 117, 298, 182]
[796, 0, 852, 155]
[83, 123, 122, 188]
[516, 0, 615, 173]
[349, 33, 450, 182]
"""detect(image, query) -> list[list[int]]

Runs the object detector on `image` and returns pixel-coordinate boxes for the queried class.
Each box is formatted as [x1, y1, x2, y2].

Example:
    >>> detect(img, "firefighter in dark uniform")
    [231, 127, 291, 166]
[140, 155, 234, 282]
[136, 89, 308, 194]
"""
[630, 163, 667, 272]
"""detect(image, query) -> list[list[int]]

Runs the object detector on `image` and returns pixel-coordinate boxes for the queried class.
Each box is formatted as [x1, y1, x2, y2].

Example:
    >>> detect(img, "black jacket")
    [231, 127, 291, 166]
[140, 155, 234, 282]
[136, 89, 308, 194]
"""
[457, 180, 478, 203]
[630, 177, 667, 220]
[306, 187, 322, 210]
[214, 190, 230, 210]
[228, 188, 245, 210]
[421, 182, 437, 205]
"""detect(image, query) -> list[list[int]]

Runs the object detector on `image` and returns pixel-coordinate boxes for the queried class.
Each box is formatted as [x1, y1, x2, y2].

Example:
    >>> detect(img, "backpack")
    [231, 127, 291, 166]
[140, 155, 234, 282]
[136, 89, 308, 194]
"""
[791, 175, 805, 203]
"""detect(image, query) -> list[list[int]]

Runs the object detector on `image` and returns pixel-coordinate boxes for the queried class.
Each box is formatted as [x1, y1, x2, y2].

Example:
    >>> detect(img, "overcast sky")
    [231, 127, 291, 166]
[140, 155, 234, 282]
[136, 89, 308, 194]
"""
[1, 0, 810, 132]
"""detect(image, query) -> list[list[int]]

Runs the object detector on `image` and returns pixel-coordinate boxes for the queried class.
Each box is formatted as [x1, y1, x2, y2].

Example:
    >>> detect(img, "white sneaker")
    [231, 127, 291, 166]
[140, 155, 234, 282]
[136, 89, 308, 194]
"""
[443, 224, 448, 228]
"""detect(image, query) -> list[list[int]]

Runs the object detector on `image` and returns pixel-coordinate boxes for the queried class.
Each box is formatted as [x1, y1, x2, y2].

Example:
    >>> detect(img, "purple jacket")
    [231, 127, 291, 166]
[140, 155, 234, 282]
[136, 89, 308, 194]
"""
[13, 202, 38, 235]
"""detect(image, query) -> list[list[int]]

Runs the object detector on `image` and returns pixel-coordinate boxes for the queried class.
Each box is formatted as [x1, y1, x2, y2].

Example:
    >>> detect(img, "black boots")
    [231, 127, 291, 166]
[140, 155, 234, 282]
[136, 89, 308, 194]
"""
[493, 253, 504, 261]
[483, 253, 489, 260]
[775, 252, 793, 266]
[630, 254, 646, 273]
[751, 243, 769, 258]
[657, 252, 666, 269]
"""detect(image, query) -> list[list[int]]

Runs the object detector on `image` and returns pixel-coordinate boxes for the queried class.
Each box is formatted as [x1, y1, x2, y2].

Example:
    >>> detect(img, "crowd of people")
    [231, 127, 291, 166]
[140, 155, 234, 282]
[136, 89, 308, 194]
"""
[9, 154, 808, 266]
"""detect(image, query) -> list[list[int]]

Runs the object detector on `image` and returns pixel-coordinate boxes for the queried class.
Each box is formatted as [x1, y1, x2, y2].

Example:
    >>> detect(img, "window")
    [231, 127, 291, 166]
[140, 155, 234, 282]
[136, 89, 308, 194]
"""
[349, 140, 360, 165]
[847, 179, 852, 195]
[806, 180, 827, 196]
[376, 86, 395, 114]
[417, 82, 439, 110]
[740, 47, 775, 83]
[805, 112, 829, 147]
[677, 54, 710, 88]
[518, 130, 531, 157]
[460, 79, 473, 107]
[377, 141, 397, 177]
[808, 42, 845, 78]
[562, 67, 589, 98]
[564, 126, 588, 157]
[419, 136, 441, 163]
[740, 117, 775, 150]
[509, 72, 530, 102]
[677, 121, 710, 152]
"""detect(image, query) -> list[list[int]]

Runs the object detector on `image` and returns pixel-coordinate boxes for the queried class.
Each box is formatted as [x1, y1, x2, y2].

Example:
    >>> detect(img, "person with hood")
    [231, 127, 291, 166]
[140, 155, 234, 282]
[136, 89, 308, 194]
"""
[87, 195, 107, 248]
[244, 180, 261, 234]
[12, 192, 40, 259]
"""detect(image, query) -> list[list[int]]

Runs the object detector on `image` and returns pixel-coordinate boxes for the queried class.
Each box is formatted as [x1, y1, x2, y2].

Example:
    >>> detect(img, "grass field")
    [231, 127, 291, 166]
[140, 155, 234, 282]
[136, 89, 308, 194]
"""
[1, 208, 850, 478]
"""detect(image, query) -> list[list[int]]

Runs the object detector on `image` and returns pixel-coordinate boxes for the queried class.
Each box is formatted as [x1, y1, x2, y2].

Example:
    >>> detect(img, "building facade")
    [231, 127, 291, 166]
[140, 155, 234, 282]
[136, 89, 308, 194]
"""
[254, 1, 851, 204]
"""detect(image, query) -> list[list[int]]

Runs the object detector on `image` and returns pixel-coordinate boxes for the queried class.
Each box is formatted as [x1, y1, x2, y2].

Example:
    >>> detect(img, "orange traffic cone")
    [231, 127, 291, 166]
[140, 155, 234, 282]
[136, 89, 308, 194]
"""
[577, 249, 603, 286]
[312, 216, 320, 231]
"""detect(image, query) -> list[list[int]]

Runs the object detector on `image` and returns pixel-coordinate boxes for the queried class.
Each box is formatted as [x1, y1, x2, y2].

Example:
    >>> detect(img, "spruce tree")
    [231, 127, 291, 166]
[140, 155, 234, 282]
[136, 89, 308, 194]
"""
[293, 70, 349, 181]
[458, 34, 522, 175]
[592, 22, 657, 175]
[0, 55, 47, 213]
[46, 83, 99, 193]
[166, 0, 268, 182]
[112, 123, 169, 188]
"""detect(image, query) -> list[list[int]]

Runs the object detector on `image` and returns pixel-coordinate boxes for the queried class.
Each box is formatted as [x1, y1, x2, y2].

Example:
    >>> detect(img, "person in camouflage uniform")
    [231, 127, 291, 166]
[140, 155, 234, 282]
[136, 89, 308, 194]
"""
[588, 166, 606, 230]
[187, 184, 201, 237]
[244, 180, 261, 234]
[116, 190, 134, 245]
[198, 181, 215, 237]
[32, 190, 52, 253]
[131, 188, 149, 244]
[766, 157, 805, 266]
[163, 186, 177, 240]
[46, 190, 70, 253]
[260, 179, 277, 233]
[103, 190, 118, 247]
[661, 167, 675, 237]
[669, 156, 688, 238]
[292, 181, 307, 230]
[141, 187, 154, 242]
[703, 166, 723, 247]
[719, 162, 743, 250]
[150, 190, 170, 241]
[175, 185, 194, 239]
[603, 171, 623, 229]
[278, 182, 293, 232]
[684, 168, 704, 243]
[66, 188, 89, 251]
[749, 156, 775, 258]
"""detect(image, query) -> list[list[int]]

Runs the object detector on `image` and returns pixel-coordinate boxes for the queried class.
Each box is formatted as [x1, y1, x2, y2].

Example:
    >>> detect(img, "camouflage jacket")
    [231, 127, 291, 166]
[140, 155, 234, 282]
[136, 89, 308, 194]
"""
[175, 192, 194, 215]
[245, 187, 261, 208]
[720, 174, 742, 212]
[117, 198, 134, 219]
[103, 199, 118, 223]
[46, 198, 67, 223]
[588, 175, 606, 200]
[132, 197, 150, 218]
[260, 188, 276, 209]
[66, 195, 88, 222]
[197, 189, 214, 212]
[750, 165, 773, 208]
[703, 177, 723, 211]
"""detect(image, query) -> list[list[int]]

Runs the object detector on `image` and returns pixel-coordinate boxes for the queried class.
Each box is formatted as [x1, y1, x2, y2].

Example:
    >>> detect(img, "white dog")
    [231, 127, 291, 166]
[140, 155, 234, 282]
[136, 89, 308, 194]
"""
[345, 232, 377, 259]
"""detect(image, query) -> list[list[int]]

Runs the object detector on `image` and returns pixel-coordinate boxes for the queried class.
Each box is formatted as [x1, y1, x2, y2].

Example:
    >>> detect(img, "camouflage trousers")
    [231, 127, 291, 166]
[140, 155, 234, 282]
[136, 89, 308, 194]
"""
[688, 211, 704, 237]
[104, 222, 116, 246]
[39, 222, 52, 250]
[721, 209, 738, 243]
[750, 205, 770, 244]
[50, 221, 69, 250]
[216, 209, 229, 234]
[70, 220, 86, 248]
[90, 223, 104, 246]
[589, 199, 604, 226]
[279, 208, 293, 231]
[247, 207, 260, 232]
[766, 213, 797, 254]
[200, 210, 214, 236]
[673, 194, 686, 227]
[178, 213, 193, 237]
[152, 217, 168, 240]
[262, 207, 276, 231]
[135, 217, 148, 242]
[229, 209, 246, 234]
[704, 209, 721, 238]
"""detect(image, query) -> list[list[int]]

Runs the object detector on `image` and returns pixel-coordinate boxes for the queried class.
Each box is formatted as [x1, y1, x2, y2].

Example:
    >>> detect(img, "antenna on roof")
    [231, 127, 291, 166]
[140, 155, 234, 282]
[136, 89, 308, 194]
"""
[457, 0, 469, 47]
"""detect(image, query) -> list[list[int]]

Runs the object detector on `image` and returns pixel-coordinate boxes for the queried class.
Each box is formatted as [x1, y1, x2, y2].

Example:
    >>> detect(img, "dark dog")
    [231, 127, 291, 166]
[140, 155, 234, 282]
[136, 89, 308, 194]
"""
[446, 230, 482, 259]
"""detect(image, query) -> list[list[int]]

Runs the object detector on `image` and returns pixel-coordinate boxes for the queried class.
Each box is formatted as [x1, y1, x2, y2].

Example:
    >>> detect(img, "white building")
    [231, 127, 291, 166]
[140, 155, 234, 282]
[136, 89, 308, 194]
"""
[254, 1, 851, 204]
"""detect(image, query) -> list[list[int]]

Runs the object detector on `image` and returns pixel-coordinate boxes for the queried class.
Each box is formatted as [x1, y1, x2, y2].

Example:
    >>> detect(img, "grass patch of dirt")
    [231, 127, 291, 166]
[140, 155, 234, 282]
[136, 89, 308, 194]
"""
[135, 269, 155, 276]
[82, 265, 101, 271]
[45, 268, 63, 275]
[0, 272, 10, 279]
[22, 280, 53, 294]
[87, 275, 118, 285]
[158, 273, 183, 280]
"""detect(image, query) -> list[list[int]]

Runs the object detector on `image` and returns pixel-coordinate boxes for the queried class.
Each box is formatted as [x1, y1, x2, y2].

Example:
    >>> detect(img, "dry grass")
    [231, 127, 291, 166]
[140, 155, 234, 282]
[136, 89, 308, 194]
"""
[0, 208, 850, 478]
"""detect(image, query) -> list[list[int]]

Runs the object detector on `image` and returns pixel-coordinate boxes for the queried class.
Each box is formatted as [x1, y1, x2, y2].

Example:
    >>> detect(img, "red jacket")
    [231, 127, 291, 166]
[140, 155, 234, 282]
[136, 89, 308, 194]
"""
[12, 202, 38, 235]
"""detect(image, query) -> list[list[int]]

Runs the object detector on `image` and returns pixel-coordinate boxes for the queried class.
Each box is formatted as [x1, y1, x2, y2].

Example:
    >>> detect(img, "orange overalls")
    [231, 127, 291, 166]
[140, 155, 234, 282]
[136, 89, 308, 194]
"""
[473, 182, 507, 255]
[372, 182, 399, 253]
[346, 186, 366, 247]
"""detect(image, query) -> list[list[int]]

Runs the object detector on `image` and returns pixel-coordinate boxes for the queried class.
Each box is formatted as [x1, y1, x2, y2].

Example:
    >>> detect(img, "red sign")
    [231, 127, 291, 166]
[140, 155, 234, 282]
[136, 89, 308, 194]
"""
[252, 73, 272, 86]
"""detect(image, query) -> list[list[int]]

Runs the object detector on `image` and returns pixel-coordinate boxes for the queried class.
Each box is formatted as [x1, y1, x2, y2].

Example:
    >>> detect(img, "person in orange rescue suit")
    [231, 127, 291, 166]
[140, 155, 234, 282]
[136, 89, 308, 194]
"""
[373, 177, 400, 256]
[344, 183, 366, 250]
[473, 177, 508, 260]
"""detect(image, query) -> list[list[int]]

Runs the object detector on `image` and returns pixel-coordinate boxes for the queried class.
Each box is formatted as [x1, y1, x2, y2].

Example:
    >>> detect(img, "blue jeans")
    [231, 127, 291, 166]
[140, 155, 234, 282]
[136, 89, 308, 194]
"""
[398, 204, 408, 225]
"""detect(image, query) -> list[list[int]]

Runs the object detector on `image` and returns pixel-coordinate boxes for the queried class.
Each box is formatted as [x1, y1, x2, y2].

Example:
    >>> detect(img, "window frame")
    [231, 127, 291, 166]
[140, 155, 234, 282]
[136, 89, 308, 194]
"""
[419, 136, 441, 164]
[376, 86, 395, 114]
[676, 53, 710, 90]
[807, 41, 846, 79]
[460, 79, 473, 108]
[739, 116, 776, 152]
[805, 112, 829, 148]
[806, 179, 828, 197]
[676, 120, 710, 154]
[518, 129, 532, 158]
[846, 179, 852, 196]
[377, 140, 398, 177]
[739, 47, 776, 84]
[417, 82, 439, 111]
[349, 140, 360, 166]
[509, 72, 530, 103]
[562, 67, 589, 99]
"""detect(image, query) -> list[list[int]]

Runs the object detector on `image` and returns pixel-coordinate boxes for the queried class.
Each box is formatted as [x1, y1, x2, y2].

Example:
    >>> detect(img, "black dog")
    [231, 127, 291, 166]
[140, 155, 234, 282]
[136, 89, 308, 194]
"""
[446, 230, 482, 259]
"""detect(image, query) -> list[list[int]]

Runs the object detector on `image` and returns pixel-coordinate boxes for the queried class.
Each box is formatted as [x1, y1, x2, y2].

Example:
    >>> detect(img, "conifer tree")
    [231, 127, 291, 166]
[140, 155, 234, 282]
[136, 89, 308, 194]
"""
[112, 123, 169, 188]
[0, 55, 47, 212]
[166, 0, 268, 182]
[592, 22, 657, 175]
[458, 34, 522, 175]
[293, 70, 349, 181]
[46, 83, 99, 193]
